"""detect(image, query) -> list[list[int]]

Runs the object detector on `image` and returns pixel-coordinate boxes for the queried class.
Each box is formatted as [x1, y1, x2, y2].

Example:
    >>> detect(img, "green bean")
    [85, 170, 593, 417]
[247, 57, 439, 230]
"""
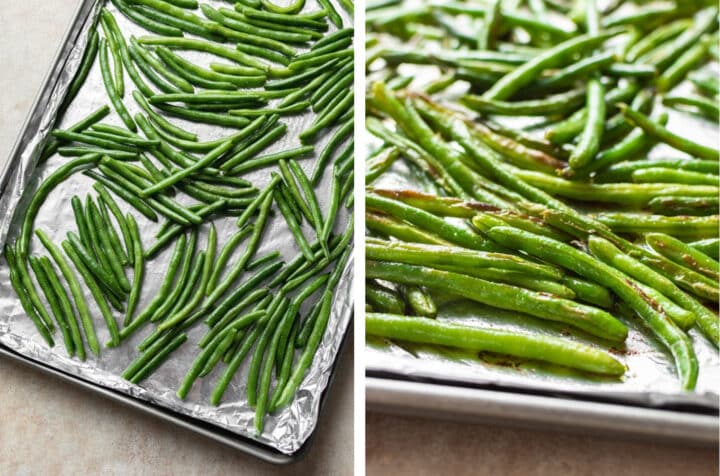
[368, 237, 561, 280]
[366, 193, 491, 250]
[300, 93, 353, 144]
[87, 198, 131, 293]
[366, 212, 449, 245]
[626, 19, 690, 62]
[242, 296, 288, 407]
[151, 232, 197, 323]
[130, 333, 187, 384]
[132, 92, 196, 142]
[568, 78, 604, 170]
[62, 240, 121, 347]
[100, 10, 125, 98]
[119, 235, 186, 340]
[689, 72, 720, 97]
[368, 313, 625, 375]
[596, 159, 719, 182]
[663, 95, 719, 122]
[289, 159, 326, 250]
[235, 4, 328, 28]
[311, 119, 353, 185]
[121, 332, 175, 380]
[274, 187, 314, 261]
[61, 31, 99, 111]
[221, 121, 287, 170]
[516, 169, 718, 207]
[36, 256, 85, 358]
[246, 252, 281, 272]
[140, 139, 235, 197]
[157, 249, 211, 332]
[42, 106, 111, 161]
[544, 83, 640, 145]
[98, 39, 136, 132]
[561, 276, 613, 309]
[210, 318, 261, 405]
[215, 7, 313, 43]
[152, 102, 250, 128]
[5, 246, 54, 347]
[226, 136, 312, 170]
[273, 290, 334, 409]
[36, 230, 100, 355]
[111, 0, 184, 37]
[593, 213, 719, 239]
[463, 88, 587, 116]
[476, 222, 698, 388]
[483, 29, 622, 100]
[138, 35, 267, 70]
[200, 5, 298, 55]
[204, 228, 254, 295]
[658, 40, 711, 93]
[646, 233, 719, 281]
[649, 6, 718, 72]
[18, 154, 99, 257]
[369, 259, 626, 341]
[97, 194, 131, 267]
[178, 322, 240, 399]
[367, 280, 404, 314]
[205, 195, 275, 307]
[649, 196, 719, 216]
[13, 249, 56, 334]
[30, 256, 74, 354]
[65, 232, 124, 302]
[568, 113, 669, 178]
[632, 167, 718, 186]
[84, 170, 158, 221]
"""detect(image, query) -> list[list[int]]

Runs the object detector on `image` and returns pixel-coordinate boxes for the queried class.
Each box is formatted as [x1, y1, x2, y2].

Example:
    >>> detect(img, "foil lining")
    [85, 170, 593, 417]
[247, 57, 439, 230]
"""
[0, 0, 353, 455]
[365, 7, 719, 410]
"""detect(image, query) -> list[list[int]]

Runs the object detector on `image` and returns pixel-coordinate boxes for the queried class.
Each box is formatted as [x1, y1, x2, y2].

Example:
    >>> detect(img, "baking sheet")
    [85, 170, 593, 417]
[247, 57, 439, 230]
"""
[365, 3, 719, 411]
[0, 0, 353, 456]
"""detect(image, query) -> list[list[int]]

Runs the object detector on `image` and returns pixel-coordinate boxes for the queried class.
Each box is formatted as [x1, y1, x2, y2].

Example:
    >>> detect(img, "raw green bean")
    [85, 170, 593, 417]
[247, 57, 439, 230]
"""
[36, 230, 100, 355]
[62, 240, 121, 347]
[138, 35, 267, 70]
[19, 154, 99, 256]
[38, 257, 85, 359]
[99, 39, 136, 131]
[5, 246, 54, 347]
[61, 31, 100, 111]
[30, 256, 74, 355]
[130, 333, 188, 384]
[125, 215, 144, 326]
[119, 234, 186, 340]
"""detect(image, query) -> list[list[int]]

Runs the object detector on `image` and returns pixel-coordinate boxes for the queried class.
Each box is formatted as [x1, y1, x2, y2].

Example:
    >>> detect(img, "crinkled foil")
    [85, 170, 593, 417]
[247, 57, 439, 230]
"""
[0, 0, 353, 455]
[365, 10, 718, 410]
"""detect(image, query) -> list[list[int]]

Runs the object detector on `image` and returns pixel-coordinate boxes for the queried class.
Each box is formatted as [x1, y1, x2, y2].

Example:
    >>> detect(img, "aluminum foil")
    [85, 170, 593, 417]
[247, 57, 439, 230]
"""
[366, 5, 719, 410]
[0, 0, 353, 455]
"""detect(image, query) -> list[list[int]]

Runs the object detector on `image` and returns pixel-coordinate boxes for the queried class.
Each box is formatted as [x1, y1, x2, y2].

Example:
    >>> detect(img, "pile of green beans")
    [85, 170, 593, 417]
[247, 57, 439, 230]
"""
[366, 0, 718, 391]
[8, 1, 353, 436]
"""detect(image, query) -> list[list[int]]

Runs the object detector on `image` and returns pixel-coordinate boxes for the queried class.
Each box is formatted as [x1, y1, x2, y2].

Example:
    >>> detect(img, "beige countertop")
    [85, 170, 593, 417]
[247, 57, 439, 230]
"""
[367, 412, 718, 476]
[0, 1, 353, 474]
